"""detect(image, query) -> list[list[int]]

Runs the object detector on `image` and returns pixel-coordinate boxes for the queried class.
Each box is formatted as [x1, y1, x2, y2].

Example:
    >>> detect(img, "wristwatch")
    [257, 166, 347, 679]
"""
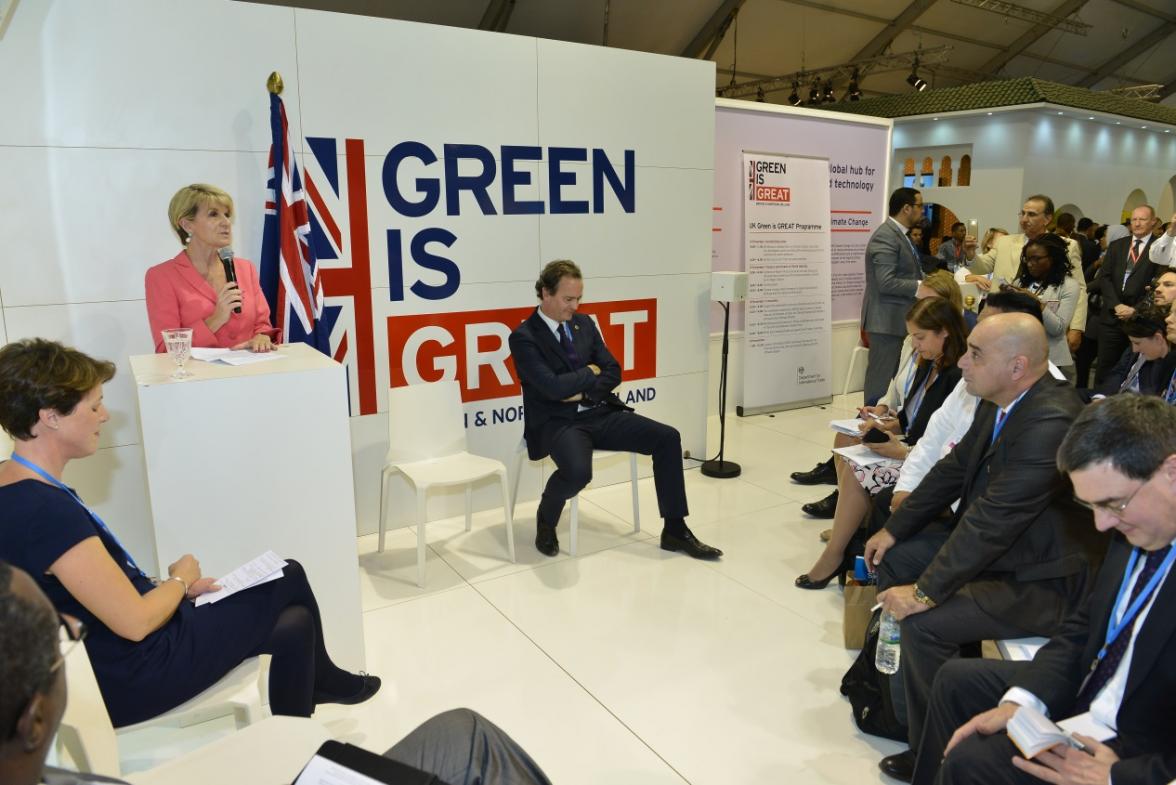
[913, 585, 937, 608]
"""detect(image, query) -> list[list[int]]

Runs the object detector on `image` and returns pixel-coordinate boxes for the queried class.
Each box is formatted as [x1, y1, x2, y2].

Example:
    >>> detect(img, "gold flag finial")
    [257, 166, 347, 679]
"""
[267, 71, 284, 96]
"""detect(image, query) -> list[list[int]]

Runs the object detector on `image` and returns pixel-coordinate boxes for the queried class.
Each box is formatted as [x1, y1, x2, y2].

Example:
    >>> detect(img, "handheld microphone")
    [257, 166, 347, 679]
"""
[217, 247, 242, 314]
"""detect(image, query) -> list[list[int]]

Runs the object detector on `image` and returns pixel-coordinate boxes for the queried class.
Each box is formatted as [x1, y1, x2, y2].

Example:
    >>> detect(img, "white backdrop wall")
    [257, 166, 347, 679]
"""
[0, 0, 716, 563]
[892, 108, 1176, 235]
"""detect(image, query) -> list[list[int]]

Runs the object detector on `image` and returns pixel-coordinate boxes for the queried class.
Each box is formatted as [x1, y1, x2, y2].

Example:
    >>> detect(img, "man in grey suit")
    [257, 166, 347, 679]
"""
[861, 187, 925, 403]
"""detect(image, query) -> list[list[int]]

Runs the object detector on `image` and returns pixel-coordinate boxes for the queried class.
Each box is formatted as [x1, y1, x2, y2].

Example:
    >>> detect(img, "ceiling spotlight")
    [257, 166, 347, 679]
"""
[788, 80, 801, 106]
[847, 68, 862, 101]
[822, 80, 835, 103]
[808, 78, 821, 105]
[756, 87, 765, 103]
[907, 57, 928, 91]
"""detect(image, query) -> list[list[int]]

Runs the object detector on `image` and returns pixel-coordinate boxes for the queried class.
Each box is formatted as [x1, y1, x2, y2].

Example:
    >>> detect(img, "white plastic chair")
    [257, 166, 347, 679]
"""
[378, 380, 515, 587]
[842, 342, 869, 397]
[56, 636, 264, 776]
[511, 438, 640, 556]
[996, 636, 1049, 662]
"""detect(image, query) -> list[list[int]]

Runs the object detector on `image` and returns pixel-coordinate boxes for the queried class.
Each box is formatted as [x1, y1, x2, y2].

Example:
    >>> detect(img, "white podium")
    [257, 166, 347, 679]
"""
[130, 344, 365, 670]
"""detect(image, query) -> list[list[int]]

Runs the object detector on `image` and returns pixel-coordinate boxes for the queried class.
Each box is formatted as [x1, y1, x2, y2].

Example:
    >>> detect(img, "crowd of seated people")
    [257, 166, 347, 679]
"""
[787, 193, 1176, 784]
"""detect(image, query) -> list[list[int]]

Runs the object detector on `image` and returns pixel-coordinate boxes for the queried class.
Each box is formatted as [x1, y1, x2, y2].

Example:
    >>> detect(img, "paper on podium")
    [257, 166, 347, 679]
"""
[195, 550, 287, 607]
[190, 347, 285, 366]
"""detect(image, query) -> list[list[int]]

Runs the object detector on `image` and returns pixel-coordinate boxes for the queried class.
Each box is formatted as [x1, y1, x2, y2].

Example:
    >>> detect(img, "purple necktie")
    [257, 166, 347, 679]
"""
[559, 322, 583, 369]
[1072, 545, 1171, 714]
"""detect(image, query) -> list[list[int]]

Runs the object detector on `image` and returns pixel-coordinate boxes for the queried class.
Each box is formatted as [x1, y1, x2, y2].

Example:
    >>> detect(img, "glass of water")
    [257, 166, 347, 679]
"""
[161, 328, 194, 380]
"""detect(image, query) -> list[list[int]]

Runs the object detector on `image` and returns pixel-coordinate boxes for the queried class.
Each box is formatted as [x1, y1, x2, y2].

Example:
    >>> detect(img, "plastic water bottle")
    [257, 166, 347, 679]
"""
[875, 611, 901, 675]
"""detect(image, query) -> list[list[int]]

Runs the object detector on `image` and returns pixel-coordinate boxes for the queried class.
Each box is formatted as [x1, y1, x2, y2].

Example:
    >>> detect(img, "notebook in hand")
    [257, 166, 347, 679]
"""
[293, 740, 445, 785]
[1006, 705, 1114, 759]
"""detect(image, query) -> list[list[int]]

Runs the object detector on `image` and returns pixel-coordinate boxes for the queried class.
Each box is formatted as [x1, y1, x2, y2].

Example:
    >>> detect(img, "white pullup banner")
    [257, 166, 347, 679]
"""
[739, 152, 832, 414]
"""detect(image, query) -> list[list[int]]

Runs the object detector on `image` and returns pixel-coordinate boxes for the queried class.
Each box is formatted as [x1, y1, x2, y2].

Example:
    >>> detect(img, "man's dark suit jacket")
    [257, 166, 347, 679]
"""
[1100, 234, 1159, 324]
[885, 374, 1101, 634]
[509, 309, 627, 460]
[1011, 535, 1176, 785]
[1093, 346, 1176, 399]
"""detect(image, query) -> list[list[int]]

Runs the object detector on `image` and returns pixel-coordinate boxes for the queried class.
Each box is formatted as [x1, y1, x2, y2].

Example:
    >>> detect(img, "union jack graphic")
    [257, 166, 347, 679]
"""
[259, 96, 379, 416]
[260, 91, 329, 355]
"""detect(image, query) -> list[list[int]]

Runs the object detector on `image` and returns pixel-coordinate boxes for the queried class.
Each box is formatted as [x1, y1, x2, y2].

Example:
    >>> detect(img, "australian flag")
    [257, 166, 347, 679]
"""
[259, 91, 329, 354]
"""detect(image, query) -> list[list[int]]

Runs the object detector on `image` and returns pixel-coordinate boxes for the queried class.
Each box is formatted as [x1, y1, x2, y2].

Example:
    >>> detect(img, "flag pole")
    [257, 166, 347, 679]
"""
[267, 71, 284, 95]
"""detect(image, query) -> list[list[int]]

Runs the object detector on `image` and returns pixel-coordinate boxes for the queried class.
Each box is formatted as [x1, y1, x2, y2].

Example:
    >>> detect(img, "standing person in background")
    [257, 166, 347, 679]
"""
[979, 227, 1009, 256]
[966, 196, 1087, 356]
[1074, 217, 1102, 275]
[1096, 206, 1160, 384]
[145, 184, 277, 354]
[861, 188, 925, 404]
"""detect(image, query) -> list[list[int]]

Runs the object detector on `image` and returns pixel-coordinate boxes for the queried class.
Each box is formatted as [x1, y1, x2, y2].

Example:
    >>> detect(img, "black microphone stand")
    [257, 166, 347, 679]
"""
[702, 300, 740, 479]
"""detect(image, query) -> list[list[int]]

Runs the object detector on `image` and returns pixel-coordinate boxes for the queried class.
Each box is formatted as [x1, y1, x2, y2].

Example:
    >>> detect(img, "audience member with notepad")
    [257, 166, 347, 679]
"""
[793, 272, 963, 516]
[144, 184, 278, 354]
[862, 313, 1103, 783]
[914, 395, 1176, 785]
[0, 339, 377, 727]
[794, 297, 967, 591]
[0, 561, 551, 785]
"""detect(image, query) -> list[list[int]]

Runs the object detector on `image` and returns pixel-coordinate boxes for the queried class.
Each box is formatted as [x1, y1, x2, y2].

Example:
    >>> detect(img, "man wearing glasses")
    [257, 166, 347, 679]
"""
[965, 195, 1088, 355]
[862, 313, 1101, 782]
[913, 394, 1176, 785]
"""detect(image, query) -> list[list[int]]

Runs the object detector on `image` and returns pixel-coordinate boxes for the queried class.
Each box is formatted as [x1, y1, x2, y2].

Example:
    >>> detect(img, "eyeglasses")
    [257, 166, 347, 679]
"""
[1073, 472, 1154, 518]
[1018, 210, 1043, 219]
[49, 614, 87, 674]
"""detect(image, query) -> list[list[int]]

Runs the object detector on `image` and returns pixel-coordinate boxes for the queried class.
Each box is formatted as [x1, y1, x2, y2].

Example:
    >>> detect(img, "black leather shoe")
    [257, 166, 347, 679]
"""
[535, 525, 559, 557]
[801, 490, 838, 519]
[879, 751, 915, 782]
[660, 529, 723, 560]
[314, 672, 381, 706]
[790, 457, 836, 485]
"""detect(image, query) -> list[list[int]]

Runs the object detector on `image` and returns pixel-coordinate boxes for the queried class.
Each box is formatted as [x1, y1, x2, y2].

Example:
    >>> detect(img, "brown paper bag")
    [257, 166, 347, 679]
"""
[843, 579, 877, 649]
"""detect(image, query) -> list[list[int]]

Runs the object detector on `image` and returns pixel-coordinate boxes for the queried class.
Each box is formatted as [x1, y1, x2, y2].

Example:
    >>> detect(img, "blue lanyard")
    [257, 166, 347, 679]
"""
[8, 454, 145, 578]
[899, 352, 920, 401]
[1164, 369, 1176, 405]
[1098, 546, 1176, 662]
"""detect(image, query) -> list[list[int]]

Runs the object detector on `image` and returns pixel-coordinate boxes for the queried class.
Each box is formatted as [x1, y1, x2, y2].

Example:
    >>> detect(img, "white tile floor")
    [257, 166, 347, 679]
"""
[118, 393, 908, 783]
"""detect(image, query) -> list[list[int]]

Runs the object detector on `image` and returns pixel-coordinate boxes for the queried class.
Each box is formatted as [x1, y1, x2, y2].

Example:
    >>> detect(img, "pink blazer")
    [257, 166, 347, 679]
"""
[145, 251, 278, 353]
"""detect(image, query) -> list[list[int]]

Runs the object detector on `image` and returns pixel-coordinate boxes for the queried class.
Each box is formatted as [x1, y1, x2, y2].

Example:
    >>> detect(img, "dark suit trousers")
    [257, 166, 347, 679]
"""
[536, 408, 687, 526]
[913, 659, 1040, 785]
[878, 531, 1033, 753]
[864, 332, 905, 405]
[1095, 321, 1129, 385]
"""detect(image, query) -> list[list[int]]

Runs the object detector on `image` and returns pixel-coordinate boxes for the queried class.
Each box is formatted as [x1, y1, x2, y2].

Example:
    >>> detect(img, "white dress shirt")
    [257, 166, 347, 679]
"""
[1150, 232, 1176, 268]
[1001, 537, 1176, 735]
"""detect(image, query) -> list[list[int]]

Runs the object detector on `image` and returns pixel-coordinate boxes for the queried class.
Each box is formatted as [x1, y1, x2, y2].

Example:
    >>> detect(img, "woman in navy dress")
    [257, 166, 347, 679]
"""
[0, 338, 379, 727]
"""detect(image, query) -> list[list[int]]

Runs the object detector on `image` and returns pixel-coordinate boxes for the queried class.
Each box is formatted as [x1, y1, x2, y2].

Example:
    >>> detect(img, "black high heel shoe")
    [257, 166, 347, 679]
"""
[794, 555, 851, 590]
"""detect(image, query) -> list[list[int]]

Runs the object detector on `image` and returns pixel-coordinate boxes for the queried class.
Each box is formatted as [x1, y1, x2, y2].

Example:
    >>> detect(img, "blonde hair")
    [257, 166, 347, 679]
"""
[167, 184, 234, 244]
[981, 227, 1008, 253]
[921, 270, 963, 312]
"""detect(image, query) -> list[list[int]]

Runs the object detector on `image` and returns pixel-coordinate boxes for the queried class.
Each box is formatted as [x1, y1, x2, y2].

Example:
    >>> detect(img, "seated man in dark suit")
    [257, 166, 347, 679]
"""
[863, 313, 1100, 782]
[508, 260, 721, 560]
[914, 394, 1176, 785]
[0, 560, 553, 785]
[1088, 305, 1176, 401]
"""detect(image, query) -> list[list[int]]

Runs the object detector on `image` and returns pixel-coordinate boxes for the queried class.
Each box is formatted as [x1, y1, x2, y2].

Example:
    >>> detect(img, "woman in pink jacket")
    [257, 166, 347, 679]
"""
[145, 184, 278, 353]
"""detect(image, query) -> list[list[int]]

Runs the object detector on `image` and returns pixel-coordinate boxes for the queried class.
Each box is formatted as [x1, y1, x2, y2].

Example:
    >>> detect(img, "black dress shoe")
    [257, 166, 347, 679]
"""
[879, 750, 915, 782]
[535, 525, 559, 557]
[790, 457, 837, 485]
[801, 490, 838, 519]
[314, 673, 382, 706]
[660, 529, 723, 560]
